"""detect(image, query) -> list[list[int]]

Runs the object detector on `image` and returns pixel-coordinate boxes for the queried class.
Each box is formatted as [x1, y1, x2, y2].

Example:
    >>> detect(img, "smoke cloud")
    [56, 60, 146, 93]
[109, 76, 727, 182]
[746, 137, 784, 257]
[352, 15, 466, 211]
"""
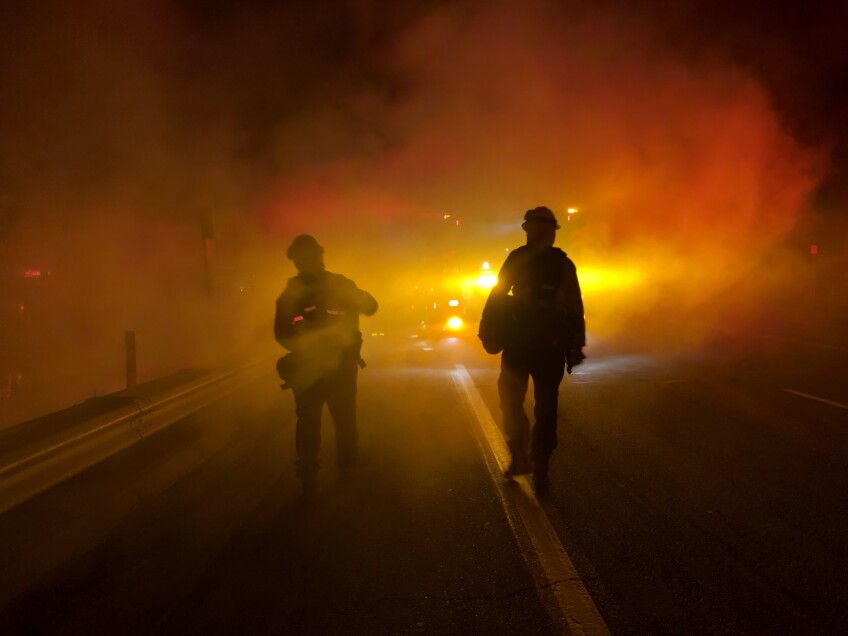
[262, 1, 823, 346]
[0, 0, 825, 424]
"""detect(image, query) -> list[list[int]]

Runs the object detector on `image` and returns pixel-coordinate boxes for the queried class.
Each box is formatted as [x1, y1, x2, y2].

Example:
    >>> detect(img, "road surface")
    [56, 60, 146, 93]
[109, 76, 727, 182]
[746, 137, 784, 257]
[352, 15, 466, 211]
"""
[1, 325, 846, 634]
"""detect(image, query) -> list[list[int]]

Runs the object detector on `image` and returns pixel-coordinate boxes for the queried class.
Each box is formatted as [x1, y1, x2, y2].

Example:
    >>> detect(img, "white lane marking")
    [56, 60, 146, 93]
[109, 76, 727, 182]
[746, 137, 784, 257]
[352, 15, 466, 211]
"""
[783, 389, 848, 410]
[453, 364, 610, 636]
[734, 330, 848, 353]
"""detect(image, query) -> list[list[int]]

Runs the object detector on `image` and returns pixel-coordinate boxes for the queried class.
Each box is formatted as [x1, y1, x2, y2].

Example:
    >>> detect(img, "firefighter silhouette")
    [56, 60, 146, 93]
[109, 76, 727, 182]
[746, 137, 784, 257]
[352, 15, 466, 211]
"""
[479, 207, 586, 492]
[274, 235, 378, 500]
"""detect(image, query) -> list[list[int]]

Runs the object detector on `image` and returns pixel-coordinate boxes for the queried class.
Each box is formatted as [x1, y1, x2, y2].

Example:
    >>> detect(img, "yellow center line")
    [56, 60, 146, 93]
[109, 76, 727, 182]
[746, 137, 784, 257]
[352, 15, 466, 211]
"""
[453, 364, 610, 636]
[783, 389, 848, 410]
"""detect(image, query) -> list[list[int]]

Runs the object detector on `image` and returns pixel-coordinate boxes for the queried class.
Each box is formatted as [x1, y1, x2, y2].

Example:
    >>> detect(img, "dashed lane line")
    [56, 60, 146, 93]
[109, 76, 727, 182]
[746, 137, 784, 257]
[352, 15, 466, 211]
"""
[452, 364, 610, 636]
[782, 389, 848, 410]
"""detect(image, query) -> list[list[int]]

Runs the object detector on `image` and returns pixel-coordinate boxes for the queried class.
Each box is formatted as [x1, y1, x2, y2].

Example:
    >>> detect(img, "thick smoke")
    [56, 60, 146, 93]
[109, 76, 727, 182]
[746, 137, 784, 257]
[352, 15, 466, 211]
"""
[0, 0, 825, 425]
[263, 1, 823, 347]
[0, 1, 262, 424]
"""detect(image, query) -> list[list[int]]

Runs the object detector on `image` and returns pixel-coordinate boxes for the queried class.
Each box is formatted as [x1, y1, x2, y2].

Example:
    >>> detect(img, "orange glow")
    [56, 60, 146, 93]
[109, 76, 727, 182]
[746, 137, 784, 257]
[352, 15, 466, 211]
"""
[477, 273, 498, 289]
[0, 0, 828, 431]
[578, 267, 645, 294]
[258, 1, 821, 356]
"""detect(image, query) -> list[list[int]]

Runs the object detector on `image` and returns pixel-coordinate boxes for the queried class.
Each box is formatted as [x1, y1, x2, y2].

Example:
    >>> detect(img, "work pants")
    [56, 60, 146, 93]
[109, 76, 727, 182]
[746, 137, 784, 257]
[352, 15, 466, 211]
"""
[293, 359, 358, 477]
[498, 347, 566, 462]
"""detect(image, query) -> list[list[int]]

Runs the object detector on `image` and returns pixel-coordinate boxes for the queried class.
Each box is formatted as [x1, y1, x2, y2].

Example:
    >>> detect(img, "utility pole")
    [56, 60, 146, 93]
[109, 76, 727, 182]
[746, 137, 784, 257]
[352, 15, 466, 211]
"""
[125, 330, 137, 394]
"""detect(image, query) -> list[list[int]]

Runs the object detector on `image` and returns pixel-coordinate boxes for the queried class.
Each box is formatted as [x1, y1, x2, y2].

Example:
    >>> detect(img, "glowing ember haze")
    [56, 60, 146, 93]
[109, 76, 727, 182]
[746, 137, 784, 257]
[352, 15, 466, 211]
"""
[0, 0, 828, 424]
[263, 1, 823, 346]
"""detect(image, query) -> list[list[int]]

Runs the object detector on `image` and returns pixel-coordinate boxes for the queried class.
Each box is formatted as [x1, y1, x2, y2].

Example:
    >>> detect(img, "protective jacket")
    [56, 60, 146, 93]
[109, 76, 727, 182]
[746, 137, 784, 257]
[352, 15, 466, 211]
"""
[480, 245, 585, 354]
[274, 270, 378, 389]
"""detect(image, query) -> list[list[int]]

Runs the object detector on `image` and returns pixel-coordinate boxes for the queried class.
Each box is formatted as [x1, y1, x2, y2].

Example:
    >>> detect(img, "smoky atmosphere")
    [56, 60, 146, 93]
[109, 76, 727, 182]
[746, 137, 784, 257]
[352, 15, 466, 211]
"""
[1, 1, 847, 634]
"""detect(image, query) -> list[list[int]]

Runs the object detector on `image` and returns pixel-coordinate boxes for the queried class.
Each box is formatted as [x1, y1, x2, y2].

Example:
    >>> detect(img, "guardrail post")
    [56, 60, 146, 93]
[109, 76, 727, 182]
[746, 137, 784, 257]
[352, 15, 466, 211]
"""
[125, 331, 137, 394]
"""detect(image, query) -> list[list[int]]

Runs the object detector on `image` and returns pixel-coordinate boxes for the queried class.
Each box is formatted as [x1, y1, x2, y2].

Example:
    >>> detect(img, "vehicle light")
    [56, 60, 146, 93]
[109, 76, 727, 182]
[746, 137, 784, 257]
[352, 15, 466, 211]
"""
[446, 316, 463, 330]
[477, 273, 497, 289]
[448, 299, 459, 307]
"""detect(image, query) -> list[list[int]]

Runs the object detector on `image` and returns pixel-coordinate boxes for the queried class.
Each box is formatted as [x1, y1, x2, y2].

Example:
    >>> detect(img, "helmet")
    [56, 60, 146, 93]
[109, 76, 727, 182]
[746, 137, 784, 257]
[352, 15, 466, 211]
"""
[286, 234, 324, 260]
[522, 206, 560, 230]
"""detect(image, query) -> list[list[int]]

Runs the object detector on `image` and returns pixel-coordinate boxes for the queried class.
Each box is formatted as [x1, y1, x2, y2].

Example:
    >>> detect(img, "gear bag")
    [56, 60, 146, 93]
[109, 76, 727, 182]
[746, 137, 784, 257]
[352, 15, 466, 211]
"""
[479, 248, 568, 355]
[478, 292, 515, 354]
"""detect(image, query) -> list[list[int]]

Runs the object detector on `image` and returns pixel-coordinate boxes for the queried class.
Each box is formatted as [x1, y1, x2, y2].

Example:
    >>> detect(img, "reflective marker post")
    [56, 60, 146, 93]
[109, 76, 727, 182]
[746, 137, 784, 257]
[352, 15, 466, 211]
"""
[125, 331, 137, 394]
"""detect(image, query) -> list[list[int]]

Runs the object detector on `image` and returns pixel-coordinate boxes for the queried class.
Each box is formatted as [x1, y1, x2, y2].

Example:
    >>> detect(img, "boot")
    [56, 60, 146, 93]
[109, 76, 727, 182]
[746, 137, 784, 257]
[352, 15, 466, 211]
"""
[504, 443, 531, 478]
[296, 460, 320, 502]
[300, 472, 318, 502]
[532, 455, 550, 493]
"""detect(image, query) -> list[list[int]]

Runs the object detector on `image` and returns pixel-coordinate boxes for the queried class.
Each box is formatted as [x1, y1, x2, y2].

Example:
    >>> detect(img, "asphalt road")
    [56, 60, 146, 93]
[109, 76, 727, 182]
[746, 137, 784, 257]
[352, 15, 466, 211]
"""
[0, 325, 846, 635]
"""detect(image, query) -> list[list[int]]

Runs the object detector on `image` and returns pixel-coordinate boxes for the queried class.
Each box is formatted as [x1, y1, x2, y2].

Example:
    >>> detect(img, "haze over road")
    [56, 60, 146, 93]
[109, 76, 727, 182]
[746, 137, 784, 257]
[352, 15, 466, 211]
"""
[1, 324, 846, 635]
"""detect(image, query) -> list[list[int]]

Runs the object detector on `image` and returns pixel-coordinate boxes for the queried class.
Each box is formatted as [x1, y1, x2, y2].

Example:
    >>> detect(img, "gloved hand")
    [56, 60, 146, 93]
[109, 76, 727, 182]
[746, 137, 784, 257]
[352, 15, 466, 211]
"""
[566, 348, 586, 374]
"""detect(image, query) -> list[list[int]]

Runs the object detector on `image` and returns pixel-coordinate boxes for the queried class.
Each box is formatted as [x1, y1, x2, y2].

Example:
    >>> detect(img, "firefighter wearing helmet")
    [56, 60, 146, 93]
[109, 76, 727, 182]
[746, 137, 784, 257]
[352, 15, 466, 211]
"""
[274, 234, 378, 501]
[478, 207, 586, 492]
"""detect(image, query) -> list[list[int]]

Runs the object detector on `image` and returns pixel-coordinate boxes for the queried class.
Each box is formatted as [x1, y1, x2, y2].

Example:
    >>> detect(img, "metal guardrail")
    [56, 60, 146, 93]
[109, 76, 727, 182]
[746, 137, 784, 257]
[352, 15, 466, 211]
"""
[0, 358, 272, 515]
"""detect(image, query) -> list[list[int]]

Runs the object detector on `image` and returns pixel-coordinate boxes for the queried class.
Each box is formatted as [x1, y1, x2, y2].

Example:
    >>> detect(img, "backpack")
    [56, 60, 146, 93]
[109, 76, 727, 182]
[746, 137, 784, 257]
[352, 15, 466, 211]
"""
[478, 292, 515, 354]
[478, 248, 567, 355]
